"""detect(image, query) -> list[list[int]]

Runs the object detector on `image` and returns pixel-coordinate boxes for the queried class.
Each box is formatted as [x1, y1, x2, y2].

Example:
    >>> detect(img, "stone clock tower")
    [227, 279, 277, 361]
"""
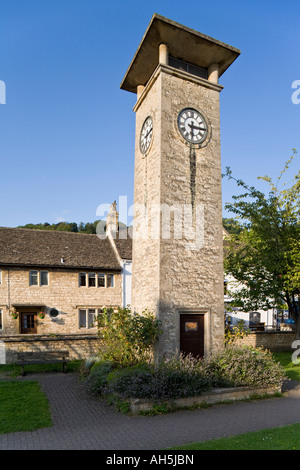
[121, 14, 240, 360]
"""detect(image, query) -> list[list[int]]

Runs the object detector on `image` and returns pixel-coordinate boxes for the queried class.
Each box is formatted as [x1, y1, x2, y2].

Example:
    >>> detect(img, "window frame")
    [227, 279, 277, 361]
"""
[79, 272, 87, 287]
[40, 270, 49, 286]
[29, 270, 49, 286]
[88, 273, 96, 288]
[79, 272, 116, 288]
[107, 273, 114, 288]
[78, 308, 102, 329]
[97, 273, 106, 288]
[29, 270, 39, 286]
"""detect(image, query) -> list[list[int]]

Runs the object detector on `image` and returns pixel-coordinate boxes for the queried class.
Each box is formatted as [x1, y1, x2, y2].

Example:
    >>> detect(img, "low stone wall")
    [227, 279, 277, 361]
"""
[0, 331, 297, 365]
[237, 331, 297, 352]
[129, 384, 282, 414]
[0, 334, 101, 364]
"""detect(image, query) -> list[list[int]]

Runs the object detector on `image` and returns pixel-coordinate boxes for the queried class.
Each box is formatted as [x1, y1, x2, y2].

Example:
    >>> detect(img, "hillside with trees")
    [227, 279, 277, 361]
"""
[17, 220, 128, 234]
[19, 218, 241, 235]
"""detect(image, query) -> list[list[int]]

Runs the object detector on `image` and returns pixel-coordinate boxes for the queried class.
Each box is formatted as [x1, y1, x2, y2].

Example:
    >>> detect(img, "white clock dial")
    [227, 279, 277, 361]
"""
[178, 108, 208, 144]
[140, 116, 153, 155]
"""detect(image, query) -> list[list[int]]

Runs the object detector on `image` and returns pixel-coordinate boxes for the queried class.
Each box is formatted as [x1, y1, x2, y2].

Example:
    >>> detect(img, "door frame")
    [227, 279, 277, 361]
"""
[178, 309, 211, 359]
[20, 312, 38, 334]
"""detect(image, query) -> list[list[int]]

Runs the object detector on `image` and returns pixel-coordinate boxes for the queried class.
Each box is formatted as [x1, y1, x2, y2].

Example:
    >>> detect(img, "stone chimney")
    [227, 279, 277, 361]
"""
[106, 201, 119, 237]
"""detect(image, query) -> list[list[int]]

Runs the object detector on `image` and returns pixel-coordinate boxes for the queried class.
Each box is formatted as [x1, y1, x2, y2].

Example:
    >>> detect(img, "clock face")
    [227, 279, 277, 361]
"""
[178, 108, 208, 145]
[140, 116, 153, 155]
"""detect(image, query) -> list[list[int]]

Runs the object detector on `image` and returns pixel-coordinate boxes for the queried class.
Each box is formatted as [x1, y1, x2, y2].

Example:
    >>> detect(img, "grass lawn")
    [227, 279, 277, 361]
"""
[170, 351, 300, 451]
[0, 380, 52, 434]
[170, 423, 300, 450]
[0, 360, 82, 378]
[273, 352, 300, 381]
[0, 361, 82, 434]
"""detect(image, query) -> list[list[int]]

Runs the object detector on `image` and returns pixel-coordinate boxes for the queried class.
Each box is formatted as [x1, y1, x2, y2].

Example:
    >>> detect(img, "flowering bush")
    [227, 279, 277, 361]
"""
[203, 345, 286, 389]
[104, 356, 211, 399]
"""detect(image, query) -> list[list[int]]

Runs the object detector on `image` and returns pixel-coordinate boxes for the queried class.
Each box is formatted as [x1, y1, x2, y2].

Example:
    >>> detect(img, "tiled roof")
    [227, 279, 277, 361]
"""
[0, 227, 125, 270]
[112, 228, 133, 261]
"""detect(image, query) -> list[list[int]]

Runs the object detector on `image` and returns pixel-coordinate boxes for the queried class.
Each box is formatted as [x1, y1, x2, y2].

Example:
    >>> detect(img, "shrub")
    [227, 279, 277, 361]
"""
[105, 364, 155, 397]
[97, 307, 162, 366]
[204, 345, 286, 388]
[84, 360, 114, 395]
[80, 356, 101, 378]
[104, 355, 211, 400]
[84, 346, 286, 402]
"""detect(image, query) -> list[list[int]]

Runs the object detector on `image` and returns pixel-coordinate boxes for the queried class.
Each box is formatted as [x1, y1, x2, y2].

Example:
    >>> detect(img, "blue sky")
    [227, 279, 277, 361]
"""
[0, 0, 299, 227]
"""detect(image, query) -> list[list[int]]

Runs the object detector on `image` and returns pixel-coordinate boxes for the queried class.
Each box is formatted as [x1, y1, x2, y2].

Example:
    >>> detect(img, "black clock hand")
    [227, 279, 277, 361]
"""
[143, 128, 152, 139]
[188, 122, 205, 131]
[189, 121, 195, 138]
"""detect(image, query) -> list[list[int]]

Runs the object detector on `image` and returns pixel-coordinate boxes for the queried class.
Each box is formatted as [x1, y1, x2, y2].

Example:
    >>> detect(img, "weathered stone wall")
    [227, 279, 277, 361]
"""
[237, 331, 297, 352]
[131, 70, 161, 315]
[0, 267, 121, 336]
[132, 65, 224, 360]
[1, 334, 101, 364]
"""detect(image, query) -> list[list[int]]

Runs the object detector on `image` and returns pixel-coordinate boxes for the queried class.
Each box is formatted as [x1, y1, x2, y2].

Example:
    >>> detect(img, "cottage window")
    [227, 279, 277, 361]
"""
[79, 308, 97, 329]
[79, 273, 87, 287]
[79, 309, 86, 328]
[98, 273, 105, 287]
[29, 270, 38, 286]
[107, 274, 114, 288]
[88, 273, 96, 287]
[79, 272, 115, 288]
[29, 270, 49, 286]
[40, 271, 49, 286]
[88, 309, 96, 328]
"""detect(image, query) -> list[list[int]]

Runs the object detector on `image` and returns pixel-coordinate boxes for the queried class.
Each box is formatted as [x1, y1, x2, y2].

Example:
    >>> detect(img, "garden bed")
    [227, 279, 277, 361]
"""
[82, 343, 287, 415]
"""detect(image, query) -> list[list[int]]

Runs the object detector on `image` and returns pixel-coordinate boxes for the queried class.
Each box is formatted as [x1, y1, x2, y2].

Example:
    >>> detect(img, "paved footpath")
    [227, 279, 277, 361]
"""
[1, 373, 300, 450]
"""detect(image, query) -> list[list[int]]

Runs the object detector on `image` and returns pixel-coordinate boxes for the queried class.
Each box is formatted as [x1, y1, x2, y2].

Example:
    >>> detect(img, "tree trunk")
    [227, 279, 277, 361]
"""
[286, 293, 300, 338]
[295, 316, 300, 340]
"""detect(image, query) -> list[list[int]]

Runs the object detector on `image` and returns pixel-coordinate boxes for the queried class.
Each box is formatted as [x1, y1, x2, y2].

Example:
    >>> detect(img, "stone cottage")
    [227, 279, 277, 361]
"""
[0, 207, 132, 340]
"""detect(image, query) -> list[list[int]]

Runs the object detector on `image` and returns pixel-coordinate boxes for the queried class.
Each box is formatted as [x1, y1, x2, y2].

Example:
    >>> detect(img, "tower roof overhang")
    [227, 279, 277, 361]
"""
[120, 14, 241, 94]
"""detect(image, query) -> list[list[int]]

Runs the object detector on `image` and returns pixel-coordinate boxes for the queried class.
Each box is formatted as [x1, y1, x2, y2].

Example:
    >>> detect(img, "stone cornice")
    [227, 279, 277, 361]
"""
[133, 64, 223, 113]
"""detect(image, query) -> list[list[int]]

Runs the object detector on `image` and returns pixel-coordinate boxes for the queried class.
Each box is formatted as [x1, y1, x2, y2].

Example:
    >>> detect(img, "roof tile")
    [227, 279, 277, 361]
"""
[0, 227, 125, 270]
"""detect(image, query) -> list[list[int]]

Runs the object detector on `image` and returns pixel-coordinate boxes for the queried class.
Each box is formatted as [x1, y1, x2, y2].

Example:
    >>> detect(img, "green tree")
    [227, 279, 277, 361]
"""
[223, 217, 243, 234]
[223, 150, 300, 336]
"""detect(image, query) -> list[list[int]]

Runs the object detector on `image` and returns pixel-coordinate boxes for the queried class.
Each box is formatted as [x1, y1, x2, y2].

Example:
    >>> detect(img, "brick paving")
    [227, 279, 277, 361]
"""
[1, 373, 300, 450]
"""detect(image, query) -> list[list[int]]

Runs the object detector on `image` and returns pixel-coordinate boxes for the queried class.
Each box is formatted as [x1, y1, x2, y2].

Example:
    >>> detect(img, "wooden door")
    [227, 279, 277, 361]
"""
[21, 313, 37, 334]
[180, 314, 204, 358]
